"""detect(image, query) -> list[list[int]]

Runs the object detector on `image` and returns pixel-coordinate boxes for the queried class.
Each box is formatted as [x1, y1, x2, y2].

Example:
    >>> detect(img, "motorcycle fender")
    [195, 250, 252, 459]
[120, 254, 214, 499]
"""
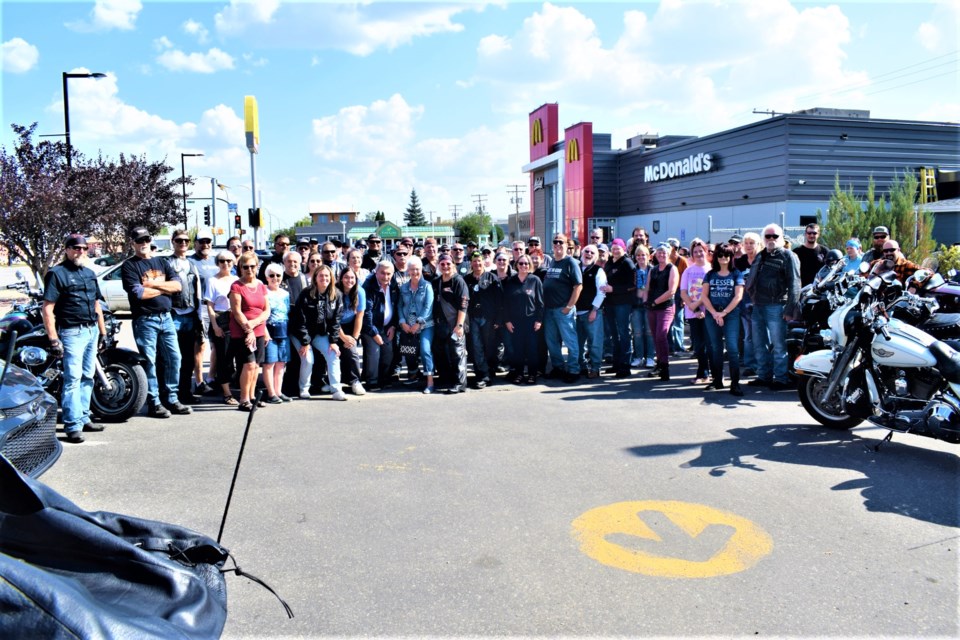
[99, 347, 147, 367]
[794, 349, 833, 378]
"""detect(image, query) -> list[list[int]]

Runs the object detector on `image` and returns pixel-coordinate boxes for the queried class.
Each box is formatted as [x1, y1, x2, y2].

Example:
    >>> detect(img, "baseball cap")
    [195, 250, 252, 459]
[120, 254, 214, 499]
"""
[129, 226, 151, 242]
[355, 240, 367, 249]
[470, 250, 483, 260]
[297, 237, 310, 247]
[873, 226, 890, 236]
[439, 244, 450, 252]
[367, 233, 381, 241]
[466, 240, 478, 247]
[195, 227, 214, 241]
[667, 238, 680, 248]
[597, 243, 610, 253]
[528, 236, 541, 244]
[729, 234, 743, 244]
[65, 233, 87, 248]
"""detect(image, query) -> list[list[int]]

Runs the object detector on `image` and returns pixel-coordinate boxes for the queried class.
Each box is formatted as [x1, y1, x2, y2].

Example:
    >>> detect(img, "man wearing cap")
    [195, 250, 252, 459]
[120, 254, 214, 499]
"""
[362, 234, 383, 271]
[421, 237, 440, 283]
[121, 226, 191, 418]
[42, 234, 107, 443]
[528, 236, 553, 268]
[188, 228, 218, 395]
[862, 226, 890, 264]
[296, 237, 312, 272]
[793, 223, 828, 287]
[543, 233, 583, 382]
[728, 234, 744, 260]
[167, 229, 205, 404]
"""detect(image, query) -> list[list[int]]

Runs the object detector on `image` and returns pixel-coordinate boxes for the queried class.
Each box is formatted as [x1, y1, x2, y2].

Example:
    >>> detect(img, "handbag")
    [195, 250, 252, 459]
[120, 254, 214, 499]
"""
[399, 330, 420, 358]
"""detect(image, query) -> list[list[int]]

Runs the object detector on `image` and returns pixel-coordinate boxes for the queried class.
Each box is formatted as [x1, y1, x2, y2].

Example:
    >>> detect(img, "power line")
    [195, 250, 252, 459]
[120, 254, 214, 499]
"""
[471, 193, 487, 213]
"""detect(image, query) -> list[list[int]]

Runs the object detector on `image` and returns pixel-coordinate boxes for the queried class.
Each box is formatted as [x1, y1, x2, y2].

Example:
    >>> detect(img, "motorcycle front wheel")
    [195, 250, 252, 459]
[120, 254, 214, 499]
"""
[797, 375, 863, 430]
[91, 361, 148, 422]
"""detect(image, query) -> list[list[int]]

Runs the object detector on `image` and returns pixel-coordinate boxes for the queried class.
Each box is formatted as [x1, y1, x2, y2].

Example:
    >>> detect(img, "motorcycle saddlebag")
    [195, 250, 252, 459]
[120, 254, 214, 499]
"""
[0, 454, 229, 639]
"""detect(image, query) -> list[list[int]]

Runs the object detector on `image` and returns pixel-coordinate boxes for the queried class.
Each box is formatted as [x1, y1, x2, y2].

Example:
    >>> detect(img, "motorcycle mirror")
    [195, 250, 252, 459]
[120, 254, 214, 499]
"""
[913, 269, 931, 284]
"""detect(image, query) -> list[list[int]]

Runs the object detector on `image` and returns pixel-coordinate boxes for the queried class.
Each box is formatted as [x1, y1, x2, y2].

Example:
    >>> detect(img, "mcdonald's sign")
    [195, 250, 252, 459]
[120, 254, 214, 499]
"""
[566, 137, 580, 163]
[531, 118, 544, 146]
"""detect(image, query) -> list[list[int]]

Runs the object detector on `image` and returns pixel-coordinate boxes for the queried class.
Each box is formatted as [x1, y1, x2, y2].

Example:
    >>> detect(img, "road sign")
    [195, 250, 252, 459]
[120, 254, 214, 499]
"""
[571, 500, 773, 578]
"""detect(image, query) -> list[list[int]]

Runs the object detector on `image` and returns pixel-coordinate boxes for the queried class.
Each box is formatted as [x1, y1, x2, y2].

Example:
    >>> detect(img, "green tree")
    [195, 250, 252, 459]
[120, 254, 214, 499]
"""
[404, 189, 427, 227]
[819, 169, 934, 263]
[273, 215, 312, 241]
[454, 211, 493, 244]
[364, 210, 386, 222]
[0, 123, 180, 280]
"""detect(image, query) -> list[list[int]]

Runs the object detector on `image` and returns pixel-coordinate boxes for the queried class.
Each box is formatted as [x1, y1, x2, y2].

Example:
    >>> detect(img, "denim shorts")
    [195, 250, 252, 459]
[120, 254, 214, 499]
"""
[263, 335, 290, 364]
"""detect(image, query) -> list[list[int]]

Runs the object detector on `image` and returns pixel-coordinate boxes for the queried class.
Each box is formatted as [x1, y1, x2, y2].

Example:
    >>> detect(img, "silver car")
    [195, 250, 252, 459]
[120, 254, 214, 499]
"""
[96, 250, 173, 313]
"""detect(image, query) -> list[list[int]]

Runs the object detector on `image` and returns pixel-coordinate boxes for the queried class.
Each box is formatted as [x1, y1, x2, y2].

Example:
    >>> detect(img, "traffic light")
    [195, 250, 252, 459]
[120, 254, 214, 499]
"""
[234, 214, 242, 230]
[203, 205, 211, 226]
[248, 207, 263, 229]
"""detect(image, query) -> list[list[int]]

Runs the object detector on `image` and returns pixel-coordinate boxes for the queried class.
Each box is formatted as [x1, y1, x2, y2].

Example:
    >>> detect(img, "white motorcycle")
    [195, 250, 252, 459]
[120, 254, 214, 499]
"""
[794, 265, 960, 446]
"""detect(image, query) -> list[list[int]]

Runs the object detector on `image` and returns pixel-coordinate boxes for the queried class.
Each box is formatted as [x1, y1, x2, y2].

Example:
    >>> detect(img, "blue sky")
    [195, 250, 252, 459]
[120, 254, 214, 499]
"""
[1, 0, 958, 232]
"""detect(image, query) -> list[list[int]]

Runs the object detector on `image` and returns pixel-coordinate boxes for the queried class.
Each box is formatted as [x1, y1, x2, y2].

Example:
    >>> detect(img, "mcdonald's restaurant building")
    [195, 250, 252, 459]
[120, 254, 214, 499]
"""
[522, 103, 960, 248]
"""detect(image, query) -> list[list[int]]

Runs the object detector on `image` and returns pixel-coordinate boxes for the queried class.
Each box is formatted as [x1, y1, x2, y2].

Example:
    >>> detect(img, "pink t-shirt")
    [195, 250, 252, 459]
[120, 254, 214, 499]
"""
[679, 263, 710, 319]
[229, 280, 268, 338]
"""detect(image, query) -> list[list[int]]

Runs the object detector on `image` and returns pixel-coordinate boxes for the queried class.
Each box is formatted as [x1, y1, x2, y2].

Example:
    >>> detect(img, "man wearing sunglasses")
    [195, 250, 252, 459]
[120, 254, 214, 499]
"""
[861, 226, 890, 264]
[121, 226, 191, 418]
[543, 233, 583, 382]
[871, 240, 919, 285]
[257, 233, 291, 282]
[793, 223, 828, 287]
[187, 228, 220, 395]
[42, 233, 107, 443]
[167, 229, 205, 404]
[744, 223, 800, 391]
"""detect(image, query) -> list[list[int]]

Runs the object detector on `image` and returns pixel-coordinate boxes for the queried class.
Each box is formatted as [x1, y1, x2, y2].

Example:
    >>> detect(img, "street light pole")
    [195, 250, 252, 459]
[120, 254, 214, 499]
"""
[62, 71, 106, 169]
[180, 152, 204, 229]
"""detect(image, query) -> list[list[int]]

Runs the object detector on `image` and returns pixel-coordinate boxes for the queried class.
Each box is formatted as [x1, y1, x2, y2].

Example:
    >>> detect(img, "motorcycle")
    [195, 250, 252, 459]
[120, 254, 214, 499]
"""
[794, 262, 960, 446]
[0, 272, 148, 422]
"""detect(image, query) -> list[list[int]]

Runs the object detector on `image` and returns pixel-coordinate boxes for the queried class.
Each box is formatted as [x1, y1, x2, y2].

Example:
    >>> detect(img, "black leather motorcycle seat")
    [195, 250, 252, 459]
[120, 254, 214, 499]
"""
[918, 313, 960, 338]
[930, 341, 960, 384]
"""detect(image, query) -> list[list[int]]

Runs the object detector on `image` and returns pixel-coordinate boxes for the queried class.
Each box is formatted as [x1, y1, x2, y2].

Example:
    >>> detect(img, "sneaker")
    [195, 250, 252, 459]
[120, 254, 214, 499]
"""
[321, 384, 334, 393]
[195, 382, 215, 396]
[422, 386, 434, 394]
[148, 404, 171, 419]
[299, 389, 312, 400]
[167, 402, 192, 415]
[64, 431, 85, 444]
[82, 422, 104, 432]
[331, 390, 347, 401]
[748, 378, 771, 387]
[475, 379, 488, 389]
[644, 358, 656, 368]
[351, 382, 366, 396]
[266, 396, 283, 405]
[630, 357, 643, 368]
[279, 394, 293, 403]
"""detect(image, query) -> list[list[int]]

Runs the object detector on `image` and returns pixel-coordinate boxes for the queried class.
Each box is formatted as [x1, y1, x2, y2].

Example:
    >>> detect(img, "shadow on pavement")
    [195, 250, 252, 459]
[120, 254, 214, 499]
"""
[625, 423, 960, 527]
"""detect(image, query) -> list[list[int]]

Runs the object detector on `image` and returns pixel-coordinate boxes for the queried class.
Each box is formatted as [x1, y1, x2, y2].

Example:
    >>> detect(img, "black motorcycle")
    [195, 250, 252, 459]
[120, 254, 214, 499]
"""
[1, 272, 147, 422]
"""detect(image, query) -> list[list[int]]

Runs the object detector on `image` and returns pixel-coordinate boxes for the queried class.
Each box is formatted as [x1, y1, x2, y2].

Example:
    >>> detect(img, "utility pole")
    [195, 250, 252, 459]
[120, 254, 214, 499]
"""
[449, 204, 462, 224]
[471, 194, 488, 214]
[507, 184, 524, 241]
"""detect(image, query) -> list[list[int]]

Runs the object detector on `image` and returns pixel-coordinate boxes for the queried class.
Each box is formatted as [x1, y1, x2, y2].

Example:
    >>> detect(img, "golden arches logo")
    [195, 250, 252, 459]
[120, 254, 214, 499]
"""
[567, 138, 580, 163]
[531, 118, 544, 146]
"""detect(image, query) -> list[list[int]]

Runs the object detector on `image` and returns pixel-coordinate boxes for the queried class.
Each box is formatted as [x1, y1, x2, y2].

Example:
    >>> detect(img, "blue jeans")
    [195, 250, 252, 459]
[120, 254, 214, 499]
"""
[544, 306, 579, 373]
[416, 326, 435, 375]
[576, 310, 604, 373]
[309, 335, 342, 389]
[739, 304, 756, 371]
[60, 323, 98, 433]
[751, 303, 788, 383]
[705, 308, 741, 382]
[604, 303, 632, 371]
[670, 299, 685, 351]
[132, 312, 181, 407]
[631, 306, 655, 361]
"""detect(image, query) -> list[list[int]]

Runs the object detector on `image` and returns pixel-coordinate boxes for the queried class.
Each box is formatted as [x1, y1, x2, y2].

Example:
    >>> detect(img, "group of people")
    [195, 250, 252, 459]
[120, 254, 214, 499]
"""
[41, 219, 924, 442]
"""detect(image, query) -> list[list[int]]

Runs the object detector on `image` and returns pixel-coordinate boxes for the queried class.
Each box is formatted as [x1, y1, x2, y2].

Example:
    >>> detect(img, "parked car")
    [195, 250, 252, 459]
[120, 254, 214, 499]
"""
[0, 358, 61, 478]
[96, 250, 173, 313]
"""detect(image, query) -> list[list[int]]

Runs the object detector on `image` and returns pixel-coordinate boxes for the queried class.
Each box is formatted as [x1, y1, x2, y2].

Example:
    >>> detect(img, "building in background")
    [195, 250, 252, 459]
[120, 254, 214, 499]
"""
[523, 103, 960, 247]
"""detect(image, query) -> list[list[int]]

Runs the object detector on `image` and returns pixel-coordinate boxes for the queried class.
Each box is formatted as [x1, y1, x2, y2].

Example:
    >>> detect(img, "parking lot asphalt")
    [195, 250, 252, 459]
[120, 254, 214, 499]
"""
[6, 265, 958, 637]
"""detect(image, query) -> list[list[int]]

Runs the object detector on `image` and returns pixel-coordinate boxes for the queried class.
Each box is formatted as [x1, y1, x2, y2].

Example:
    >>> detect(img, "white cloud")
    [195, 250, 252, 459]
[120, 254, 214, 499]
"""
[66, 0, 142, 32]
[470, 0, 871, 136]
[307, 94, 527, 218]
[157, 48, 235, 73]
[1, 37, 39, 73]
[916, 0, 959, 52]
[183, 19, 210, 44]
[213, 1, 478, 56]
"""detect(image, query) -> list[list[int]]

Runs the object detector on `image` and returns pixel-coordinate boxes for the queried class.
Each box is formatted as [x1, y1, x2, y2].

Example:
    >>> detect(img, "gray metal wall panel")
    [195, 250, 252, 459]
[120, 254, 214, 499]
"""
[593, 151, 619, 216]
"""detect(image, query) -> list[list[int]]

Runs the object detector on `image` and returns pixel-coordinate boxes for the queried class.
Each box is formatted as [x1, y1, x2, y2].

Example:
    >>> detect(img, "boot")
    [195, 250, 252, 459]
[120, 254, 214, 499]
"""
[659, 362, 670, 381]
[648, 361, 661, 378]
[729, 366, 743, 396]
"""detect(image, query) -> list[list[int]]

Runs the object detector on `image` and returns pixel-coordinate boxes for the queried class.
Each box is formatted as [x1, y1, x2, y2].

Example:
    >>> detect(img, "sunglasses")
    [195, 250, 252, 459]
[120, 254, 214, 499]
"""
[240, 265, 257, 271]
[197, 238, 212, 244]
[308, 259, 322, 264]
[874, 235, 888, 240]
[453, 247, 464, 251]
[883, 249, 897, 254]
[135, 237, 152, 244]
[322, 249, 337, 254]
[275, 242, 290, 247]
[228, 245, 241, 251]
[394, 253, 408, 258]
[69, 245, 88, 251]
[174, 238, 190, 244]
[553, 240, 565, 245]
[267, 273, 281, 278]
[242, 246, 255, 251]
[517, 261, 531, 266]
[217, 259, 234, 264]
[806, 231, 819, 235]
[496, 257, 508, 262]
[764, 234, 779, 239]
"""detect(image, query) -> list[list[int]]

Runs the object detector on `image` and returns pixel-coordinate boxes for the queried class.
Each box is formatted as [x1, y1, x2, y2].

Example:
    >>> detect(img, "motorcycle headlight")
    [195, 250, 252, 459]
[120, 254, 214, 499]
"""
[18, 346, 49, 366]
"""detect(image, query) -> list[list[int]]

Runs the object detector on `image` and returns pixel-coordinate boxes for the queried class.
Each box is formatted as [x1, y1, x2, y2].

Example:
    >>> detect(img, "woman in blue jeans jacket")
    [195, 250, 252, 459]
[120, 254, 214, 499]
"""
[398, 256, 436, 393]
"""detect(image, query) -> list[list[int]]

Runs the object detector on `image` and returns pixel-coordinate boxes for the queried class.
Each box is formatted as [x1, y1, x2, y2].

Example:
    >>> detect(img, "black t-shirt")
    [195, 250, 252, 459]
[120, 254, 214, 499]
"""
[793, 244, 828, 287]
[433, 275, 469, 328]
[43, 261, 101, 327]
[542, 255, 582, 308]
[121, 255, 179, 318]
